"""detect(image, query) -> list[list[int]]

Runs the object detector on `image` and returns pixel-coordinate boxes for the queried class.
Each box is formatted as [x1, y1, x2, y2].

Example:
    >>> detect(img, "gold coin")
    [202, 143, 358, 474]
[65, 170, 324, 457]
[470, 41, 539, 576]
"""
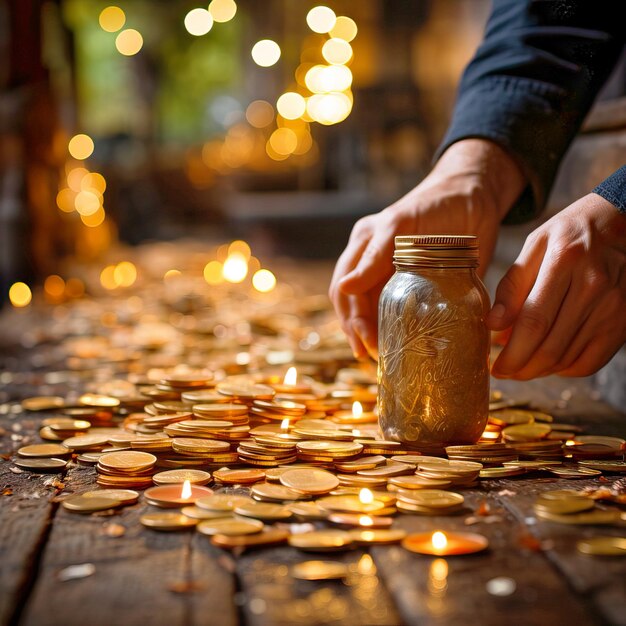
[79, 393, 120, 408]
[196, 494, 254, 512]
[479, 467, 526, 478]
[489, 409, 536, 426]
[152, 469, 211, 486]
[192, 403, 249, 416]
[216, 382, 275, 401]
[212, 468, 266, 484]
[234, 502, 292, 521]
[62, 495, 122, 513]
[399, 489, 464, 509]
[288, 530, 354, 552]
[577, 537, 626, 556]
[578, 461, 626, 473]
[534, 496, 595, 515]
[17, 443, 70, 458]
[140, 512, 198, 531]
[535, 508, 624, 525]
[171, 438, 231, 453]
[210, 528, 289, 549]
[47, 419, 91, 432]
[388, 476, 452, 490]
[62, 434, 111, 451]
[21, 396, 65, 411]
[288, 501, 327, 520]
[251, 483, 308, 502]
[98, 451, 157, 472]
[13, 457, 68, 472]
[296, 441, 363, 457]
[502, 423, 551, 442]
[292, 561, 349, 581]
[548, 467, 602, 479]
[279, 468, 339, 495]
[181, 506, 234, 520]
[196, 517, 264, 536]
[316, 495, 385, 514]
[81, 489, 139, 505]
[348, 529, 407, 544]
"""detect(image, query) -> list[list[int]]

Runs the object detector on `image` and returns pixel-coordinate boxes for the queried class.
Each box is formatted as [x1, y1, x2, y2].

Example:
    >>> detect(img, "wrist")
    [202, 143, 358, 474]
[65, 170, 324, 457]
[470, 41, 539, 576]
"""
[433, 139, 526, 220]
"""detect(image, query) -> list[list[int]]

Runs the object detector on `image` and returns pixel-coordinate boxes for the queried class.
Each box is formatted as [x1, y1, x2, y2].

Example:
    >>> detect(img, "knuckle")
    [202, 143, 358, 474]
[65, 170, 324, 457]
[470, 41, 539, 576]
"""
[518, 308, 551, 337]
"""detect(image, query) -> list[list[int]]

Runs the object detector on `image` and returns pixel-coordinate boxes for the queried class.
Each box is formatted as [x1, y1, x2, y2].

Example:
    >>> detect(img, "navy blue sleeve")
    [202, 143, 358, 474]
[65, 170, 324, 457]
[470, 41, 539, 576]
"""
[436, 0, 625, 223]
[594, 166, 626, 214]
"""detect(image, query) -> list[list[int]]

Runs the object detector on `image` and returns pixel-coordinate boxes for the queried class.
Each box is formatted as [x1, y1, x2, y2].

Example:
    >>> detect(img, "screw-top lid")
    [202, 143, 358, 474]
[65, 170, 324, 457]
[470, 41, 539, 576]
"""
[393, 235, 479, 268]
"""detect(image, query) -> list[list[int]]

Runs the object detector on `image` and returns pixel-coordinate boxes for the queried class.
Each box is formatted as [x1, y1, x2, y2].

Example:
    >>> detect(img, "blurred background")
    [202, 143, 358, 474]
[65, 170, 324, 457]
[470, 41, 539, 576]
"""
[1, 0, 625, 402]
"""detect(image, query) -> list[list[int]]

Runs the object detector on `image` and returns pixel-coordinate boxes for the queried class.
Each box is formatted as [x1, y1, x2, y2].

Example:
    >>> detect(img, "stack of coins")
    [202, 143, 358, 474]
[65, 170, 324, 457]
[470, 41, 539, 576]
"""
[96, 450, 157, 489]
[508, 439, 564, 461]
[533, 490, 623, 525]
[414, 459, 482, 487]
[249, 399, 307, 423]
[396, 489, 465, 515]
[445, 443, 517, 466]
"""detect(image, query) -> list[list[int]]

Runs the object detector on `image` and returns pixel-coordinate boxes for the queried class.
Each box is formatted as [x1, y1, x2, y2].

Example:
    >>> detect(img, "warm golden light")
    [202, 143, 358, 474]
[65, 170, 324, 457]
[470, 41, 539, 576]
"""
[184, 8, 213, 36]
[359, 488, 374, 505]
[330, 16, 358, 42]
[163, 269, 182, 281]
[9, 282, 32, 307]
[181, 479, 193, 500]
[306, 6, 336, 33]
[209, 0, 237, 23]
[67, 167, 89, 192]
[306, 92, 352, 125]
[203, 260, 224, 285]
[228, 240, 251, 260]
[359, 515, 374, 526]
[81, 172, 106, 194]
[565, 440, 576, 446]
[280, 418, 290, 431]
[68, 134, 94, 160]
[100, 265, 118, 290]
[283, 366, 298, 386]
[322, 38, 353, 65]
[222, 253, 248, 283]
[74, 190, 100, 216]
[99, 6, 125, 32]
[276, 92, 306, 120]
[113, 261, 137, 287]
[252, 269, 276, 293]
[246, 100, 274, 128]
[352, 401, 363, 419]
[432, 531, 448, 551]
[44, 275, 65, 298]
[56, 188, 75, 213]
[80, 205, 106, 227]
[115, 29, 143, 55]
[269, 127, 297, 155]
[251, 39, 281, 67]
[65, 278, 85, 298]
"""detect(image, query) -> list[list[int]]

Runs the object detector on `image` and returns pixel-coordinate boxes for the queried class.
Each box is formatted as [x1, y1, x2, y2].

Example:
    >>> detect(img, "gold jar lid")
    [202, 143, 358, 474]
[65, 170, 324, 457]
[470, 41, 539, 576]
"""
[394, 235, 479, 268]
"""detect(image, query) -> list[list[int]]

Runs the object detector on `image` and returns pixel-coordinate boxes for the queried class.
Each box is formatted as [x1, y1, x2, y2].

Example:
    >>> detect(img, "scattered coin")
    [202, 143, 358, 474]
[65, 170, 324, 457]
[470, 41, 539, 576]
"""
[62, 495, 122, 513]
[292, 561, 349, 580]
[140, 512, 198, 531]
[577, 537, 626, 556]
[196, 517, 264, 536]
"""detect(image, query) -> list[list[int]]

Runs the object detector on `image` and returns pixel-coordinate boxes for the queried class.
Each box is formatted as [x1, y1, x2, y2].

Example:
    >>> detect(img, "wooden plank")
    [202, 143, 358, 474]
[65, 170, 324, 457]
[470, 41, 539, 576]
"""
[19, 465, 238, 626]
[371, 489, 602, 626]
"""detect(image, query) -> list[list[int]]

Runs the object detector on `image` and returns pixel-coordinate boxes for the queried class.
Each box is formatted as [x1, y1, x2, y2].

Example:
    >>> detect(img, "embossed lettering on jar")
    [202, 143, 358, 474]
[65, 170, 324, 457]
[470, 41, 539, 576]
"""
[378, 235, 490, 447]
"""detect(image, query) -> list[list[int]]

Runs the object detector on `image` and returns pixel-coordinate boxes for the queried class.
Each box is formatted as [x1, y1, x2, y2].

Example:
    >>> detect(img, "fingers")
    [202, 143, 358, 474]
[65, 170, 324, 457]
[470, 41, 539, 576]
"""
[486, 234, 546, 331]
[338, 229, 395, 296]
[350, 292, 379, 360]
[491, 250, 571, 377]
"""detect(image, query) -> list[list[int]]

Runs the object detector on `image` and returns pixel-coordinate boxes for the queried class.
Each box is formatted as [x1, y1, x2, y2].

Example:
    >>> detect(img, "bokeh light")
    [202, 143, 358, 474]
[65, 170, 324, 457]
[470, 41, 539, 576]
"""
[44, 275, 66, 299]
[228, 240, 252, 260]
[65, 278, 85, 298]
[80, 205, 106, 227]
[113, 261, 137, 287]
[67, 167, 89, 192]
[100, 265, 118, 290]
[56, 188, 75, 213]
[322, 38, 353, 65]
[99, 6, 126, 33]
[246, 100, 274, 128]
[184, 8, 213, 36]
[251, 39, 281, 67]
[269, 127, 298, 155]
[222, 253, 248, 283]
[252, 269, 276, 293]
[115, 29, 143, 55]
[305, 64, 352, 93]
[276, 92, 306, 120]
[74, 190, 100, 216]
[68, 134, 94, 160]
[209, 0, 237, 23]
[9, 282, 32, 307]
[307, 92, 352, 125]
[306, 6, 336, 33]
[203, 260, 224, 285]
[330, 16, 358, 41]
[81, 172, 106, 194]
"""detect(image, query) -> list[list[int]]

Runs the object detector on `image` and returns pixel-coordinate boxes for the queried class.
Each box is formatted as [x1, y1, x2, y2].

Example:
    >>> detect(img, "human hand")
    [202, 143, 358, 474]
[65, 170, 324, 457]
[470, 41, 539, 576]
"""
[329, 139, 526, 360]
[489, 193, 626, 379]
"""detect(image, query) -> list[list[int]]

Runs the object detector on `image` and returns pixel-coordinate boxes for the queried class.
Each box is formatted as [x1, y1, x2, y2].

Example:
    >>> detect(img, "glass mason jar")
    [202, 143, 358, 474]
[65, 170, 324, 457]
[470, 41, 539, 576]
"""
[378, 235, 490, 448]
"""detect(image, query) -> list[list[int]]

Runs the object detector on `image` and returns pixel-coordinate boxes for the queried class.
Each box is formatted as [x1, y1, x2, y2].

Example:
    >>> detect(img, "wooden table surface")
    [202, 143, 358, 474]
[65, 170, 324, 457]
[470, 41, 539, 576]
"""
[0, 275, 625, 626]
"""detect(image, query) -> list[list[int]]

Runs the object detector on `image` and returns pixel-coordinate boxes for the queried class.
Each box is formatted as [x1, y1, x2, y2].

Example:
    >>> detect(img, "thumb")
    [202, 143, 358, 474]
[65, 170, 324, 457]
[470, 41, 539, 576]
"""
[487, 235, 546, 330]
[339, 233, 394, 295]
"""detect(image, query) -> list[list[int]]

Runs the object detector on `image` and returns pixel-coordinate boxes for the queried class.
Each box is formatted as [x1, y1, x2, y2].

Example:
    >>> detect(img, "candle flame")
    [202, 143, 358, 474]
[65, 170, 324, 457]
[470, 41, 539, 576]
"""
[432, 531, 447, 551]
[181, 479, 192, 500]
[359, 488, 374, 504]
[280, 418, 290, 431]
[359, 515, 374, 526]
[565, 440, 576, 446]
[283, 366, 297, 386]
[352, 401, 363, 418]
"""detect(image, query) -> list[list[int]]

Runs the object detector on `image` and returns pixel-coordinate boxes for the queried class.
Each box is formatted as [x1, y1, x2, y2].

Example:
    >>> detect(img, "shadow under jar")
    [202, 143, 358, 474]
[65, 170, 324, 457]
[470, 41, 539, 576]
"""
[378, 235, 490, 449]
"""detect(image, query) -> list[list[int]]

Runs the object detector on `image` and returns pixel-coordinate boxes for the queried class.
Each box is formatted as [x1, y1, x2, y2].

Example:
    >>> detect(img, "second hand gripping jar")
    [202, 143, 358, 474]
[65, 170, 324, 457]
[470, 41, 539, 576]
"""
[377, 235, 490, 449]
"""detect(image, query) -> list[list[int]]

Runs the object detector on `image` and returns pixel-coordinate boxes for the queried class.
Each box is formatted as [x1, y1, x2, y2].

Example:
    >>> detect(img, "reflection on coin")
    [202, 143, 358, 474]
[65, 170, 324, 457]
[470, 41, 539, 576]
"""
[251, 483, 308, 502]
[196, 517, 264, 536]
[21, 396, 66, 411]
[234, 502, 292, 521]
[13, 458, 68, 472]
[98, 451, 157, 471]
[534, 495, 595, 515]
[81, 489, 139, 505]
[577, 537, 626, 556]
[535, 508, 623, 525]
[548, 467, 602, 479]
[292, 561, 349, 581]
[196, 494, 253, 512]
[288, 530, 354, 551]
[17, 444, 70, 458]
[152, 469, 211, 485]
[140, 512, 198, 531]
[348, 528, 407, 544]
[62, 434, 112, 451]
[210, 528, 289, 549]
[181, 506, 234, 520]
[212, 468, 266, 484]
[280, 468, 339, 495]
[62, 495, 122, 513]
